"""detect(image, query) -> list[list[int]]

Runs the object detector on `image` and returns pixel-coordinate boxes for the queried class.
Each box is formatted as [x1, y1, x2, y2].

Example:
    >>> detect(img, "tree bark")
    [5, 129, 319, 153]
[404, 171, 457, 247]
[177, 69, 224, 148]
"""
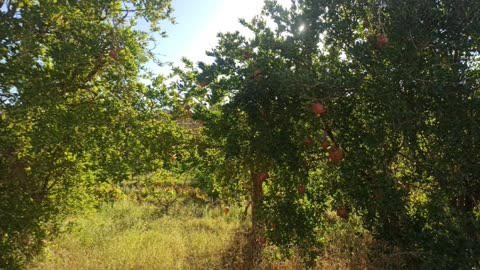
[251, 171, 264, 234]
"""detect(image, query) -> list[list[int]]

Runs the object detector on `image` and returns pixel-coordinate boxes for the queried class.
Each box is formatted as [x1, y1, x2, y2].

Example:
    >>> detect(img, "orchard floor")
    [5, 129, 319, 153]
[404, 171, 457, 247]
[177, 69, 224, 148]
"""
[28, 200, 405, 270]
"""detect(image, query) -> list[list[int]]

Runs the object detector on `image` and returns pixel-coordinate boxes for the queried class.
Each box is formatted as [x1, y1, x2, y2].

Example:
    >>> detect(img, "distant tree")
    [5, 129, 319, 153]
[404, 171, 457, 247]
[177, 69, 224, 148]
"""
[173, 0, 480, 268]
[0, 0, 182, 268]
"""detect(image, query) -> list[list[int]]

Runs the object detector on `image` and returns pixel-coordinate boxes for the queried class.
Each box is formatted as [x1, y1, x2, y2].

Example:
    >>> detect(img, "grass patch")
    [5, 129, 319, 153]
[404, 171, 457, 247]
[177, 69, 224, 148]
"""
[260, 212, 408, 270]
[28, 200, 246, 270]
[28, 199, 408, 270]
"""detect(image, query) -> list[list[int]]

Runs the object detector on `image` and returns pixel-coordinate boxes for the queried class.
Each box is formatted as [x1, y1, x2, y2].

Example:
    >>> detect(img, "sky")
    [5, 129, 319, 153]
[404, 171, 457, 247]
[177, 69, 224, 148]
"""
[151, 0, 291, 75]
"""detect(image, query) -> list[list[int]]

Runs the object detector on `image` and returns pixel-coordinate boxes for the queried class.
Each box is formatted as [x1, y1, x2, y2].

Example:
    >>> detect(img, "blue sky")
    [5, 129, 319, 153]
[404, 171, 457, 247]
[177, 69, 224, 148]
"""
[150, 0, 290, 75]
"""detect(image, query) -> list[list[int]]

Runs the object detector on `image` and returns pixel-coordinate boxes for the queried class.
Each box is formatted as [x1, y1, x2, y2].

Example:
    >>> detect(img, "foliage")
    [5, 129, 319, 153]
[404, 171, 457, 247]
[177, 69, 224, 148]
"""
[171, 0, 480, 268]
[0, 0, 184, 268]
[122, 170, 210, 216]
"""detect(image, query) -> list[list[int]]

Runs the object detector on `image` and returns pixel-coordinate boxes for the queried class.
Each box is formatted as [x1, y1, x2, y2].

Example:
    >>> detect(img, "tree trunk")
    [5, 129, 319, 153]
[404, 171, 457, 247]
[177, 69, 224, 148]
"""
[251, 171, 264, 234]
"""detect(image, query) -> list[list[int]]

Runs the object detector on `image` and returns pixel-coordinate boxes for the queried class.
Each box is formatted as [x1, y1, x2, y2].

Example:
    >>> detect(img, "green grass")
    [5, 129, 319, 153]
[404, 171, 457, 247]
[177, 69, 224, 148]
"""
[28, 198, 408, 270]
[28, 200, 246, 270]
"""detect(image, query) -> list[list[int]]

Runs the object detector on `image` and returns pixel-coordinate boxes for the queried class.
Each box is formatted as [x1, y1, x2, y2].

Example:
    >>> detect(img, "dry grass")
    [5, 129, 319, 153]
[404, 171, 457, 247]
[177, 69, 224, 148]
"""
[29, 202, 409, 270]
[28, 200, 245, 270]
[261, 212, 408, 270]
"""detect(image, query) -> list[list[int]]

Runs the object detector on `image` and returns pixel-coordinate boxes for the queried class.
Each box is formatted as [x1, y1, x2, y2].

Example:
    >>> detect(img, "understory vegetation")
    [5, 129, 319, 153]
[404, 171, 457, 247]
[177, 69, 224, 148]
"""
[27, 173, 409, 270]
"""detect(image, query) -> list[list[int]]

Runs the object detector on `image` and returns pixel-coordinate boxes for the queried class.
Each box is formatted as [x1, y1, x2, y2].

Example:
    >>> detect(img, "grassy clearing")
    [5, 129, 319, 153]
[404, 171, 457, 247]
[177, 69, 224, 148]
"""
[28, 200, 246, 270]
[28, 199, 407, 270]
